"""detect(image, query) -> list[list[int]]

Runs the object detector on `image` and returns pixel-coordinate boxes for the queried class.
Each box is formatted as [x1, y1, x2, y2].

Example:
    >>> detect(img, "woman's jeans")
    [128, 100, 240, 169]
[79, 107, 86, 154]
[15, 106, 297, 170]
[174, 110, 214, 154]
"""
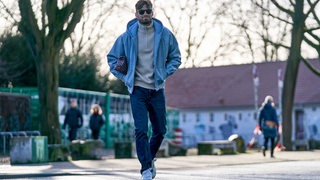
[130, 86, 167, 173]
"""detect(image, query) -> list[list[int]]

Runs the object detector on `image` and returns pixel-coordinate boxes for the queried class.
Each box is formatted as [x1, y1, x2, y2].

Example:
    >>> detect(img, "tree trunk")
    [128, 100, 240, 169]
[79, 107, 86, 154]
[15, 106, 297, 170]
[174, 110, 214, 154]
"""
[282, 0, 304, 151]
[17, 0, 85, 144]
[37, 49, 61, 144]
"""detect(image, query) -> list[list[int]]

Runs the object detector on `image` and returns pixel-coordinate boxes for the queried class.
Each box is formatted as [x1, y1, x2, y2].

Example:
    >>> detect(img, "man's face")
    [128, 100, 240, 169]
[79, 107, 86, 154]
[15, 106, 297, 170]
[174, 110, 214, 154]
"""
[71, 101, 77, 108]
[135, 5, 153, 25]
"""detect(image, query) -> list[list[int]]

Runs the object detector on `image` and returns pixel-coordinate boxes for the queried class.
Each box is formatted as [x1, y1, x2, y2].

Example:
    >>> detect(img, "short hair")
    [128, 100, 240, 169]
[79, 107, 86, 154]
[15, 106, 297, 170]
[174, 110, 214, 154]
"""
[135, 0, 153, 11]
[70, 99, 77, 107]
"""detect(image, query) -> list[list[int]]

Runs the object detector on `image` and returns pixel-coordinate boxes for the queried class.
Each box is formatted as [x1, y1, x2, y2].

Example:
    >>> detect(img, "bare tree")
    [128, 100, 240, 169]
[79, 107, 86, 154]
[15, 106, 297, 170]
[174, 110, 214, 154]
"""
[0, 1, 19, 32]
[154, 0, 235, 67]
[216, 0, 291, 63]
[17, 0, 85, 144]
[0, 0, 132, 143]
[255, 0, 320, 150]
[153, 0, 291, 67]
[67, 0, 118, 56]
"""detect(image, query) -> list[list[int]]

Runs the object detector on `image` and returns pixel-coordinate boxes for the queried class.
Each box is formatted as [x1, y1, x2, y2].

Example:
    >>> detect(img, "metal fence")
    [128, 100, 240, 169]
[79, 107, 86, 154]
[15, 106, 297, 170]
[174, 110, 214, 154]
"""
[0, 87, 180, 150]
[0, 131, 40, 155]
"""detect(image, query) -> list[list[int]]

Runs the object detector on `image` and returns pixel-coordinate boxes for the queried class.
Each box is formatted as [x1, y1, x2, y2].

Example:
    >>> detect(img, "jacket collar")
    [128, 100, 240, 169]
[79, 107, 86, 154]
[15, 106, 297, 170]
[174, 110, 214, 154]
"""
[126, 18, 163, 37]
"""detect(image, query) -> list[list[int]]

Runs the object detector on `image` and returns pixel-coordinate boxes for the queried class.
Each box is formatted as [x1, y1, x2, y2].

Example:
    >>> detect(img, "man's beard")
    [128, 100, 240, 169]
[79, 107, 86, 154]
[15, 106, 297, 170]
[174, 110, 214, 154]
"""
[140, 18, 152, 25]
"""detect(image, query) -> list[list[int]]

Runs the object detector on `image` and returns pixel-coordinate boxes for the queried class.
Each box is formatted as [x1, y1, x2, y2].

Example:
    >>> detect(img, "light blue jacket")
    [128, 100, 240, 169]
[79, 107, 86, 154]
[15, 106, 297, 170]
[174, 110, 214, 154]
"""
[107, 18, 181, 94]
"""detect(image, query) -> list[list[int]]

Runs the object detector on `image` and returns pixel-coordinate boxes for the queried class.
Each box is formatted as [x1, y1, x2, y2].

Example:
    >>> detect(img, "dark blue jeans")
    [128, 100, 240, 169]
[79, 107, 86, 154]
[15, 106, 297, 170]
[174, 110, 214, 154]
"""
[130, 86, 167, 173]
[68, 128, 78, 141]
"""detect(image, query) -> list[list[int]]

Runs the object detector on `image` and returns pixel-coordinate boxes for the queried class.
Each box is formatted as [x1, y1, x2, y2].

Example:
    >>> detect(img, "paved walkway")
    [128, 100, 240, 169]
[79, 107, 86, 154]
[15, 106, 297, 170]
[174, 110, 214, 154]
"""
[1, 149, 320, 179]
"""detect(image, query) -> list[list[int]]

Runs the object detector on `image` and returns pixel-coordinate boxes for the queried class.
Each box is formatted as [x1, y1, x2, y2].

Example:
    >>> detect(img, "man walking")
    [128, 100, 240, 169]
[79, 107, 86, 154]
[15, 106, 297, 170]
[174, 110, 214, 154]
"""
[62, 99, 83, 142]
[107, 0, 181, 179]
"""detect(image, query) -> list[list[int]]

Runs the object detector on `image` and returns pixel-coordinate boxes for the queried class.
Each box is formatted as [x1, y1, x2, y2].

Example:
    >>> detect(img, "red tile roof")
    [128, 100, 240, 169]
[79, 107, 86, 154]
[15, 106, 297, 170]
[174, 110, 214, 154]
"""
[165, 60, 320, 109]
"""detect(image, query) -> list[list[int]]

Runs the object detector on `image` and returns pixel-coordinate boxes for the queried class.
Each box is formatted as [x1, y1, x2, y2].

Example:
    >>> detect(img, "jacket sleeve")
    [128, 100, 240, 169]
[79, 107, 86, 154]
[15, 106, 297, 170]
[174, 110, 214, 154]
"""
[107, 35, 126, 82]
[62, 112, 68, 129]
[258, 110, 263, 127]
[165, 32, 181, 77]
[89, 116, 93, 129]
[78, 110, 83, 127]
[273, 108, 279, 126]
[99, 116, 105, 126]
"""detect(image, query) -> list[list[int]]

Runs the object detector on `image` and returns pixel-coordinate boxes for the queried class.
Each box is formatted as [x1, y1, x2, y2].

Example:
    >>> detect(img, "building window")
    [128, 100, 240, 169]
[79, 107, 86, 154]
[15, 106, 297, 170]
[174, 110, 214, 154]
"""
[224, 113, 227, 121]
[312, 106, 316, 111]
[254, 112, 258, 120]
[196, 113, 200, 122]
[210, 113, 214, 122]
[238, 113, 242, 121]
[182, 113, 186, 123]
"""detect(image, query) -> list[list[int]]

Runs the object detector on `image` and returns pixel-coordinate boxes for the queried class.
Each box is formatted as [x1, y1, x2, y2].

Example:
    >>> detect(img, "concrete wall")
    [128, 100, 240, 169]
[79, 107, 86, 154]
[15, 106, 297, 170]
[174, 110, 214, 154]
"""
[178, 108, 257, 148]
[10, 136, 48, 164]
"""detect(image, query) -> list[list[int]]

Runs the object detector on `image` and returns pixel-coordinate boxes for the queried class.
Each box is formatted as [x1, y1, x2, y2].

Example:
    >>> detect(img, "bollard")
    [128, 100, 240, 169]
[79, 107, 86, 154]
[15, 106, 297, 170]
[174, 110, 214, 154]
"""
[173, 128, 183, 146]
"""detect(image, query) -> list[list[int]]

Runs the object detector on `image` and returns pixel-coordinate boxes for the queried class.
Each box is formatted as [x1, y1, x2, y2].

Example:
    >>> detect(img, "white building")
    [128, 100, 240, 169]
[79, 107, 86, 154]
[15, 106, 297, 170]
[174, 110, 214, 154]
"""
[165, 60, 320, 148]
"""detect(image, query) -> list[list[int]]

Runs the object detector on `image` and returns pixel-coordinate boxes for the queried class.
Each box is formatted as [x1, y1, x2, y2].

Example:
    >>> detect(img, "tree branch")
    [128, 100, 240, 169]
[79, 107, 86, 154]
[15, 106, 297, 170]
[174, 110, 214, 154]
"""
[56, 0, 85, 47]
[270, 0, 293, 16]
[304, 30, 320, 47]
[305, 0, 320, 19]
[18, 0, 42, 57]
[0, 1, 19, 26]
[45, 0, 58, 35]
[253, 0, 293, 24]
[301, 57, 320, 76]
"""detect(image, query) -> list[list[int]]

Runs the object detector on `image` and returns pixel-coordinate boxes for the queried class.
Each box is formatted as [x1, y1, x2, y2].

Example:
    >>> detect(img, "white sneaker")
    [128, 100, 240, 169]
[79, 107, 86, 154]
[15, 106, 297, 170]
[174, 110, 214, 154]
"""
[141, 168, 152, 180]
[151, 158, 156, 179]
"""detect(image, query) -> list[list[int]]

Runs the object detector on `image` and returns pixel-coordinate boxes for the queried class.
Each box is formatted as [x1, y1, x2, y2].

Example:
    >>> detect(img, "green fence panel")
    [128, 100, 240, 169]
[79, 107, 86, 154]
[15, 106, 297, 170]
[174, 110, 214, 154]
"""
[1, 87, 179, 149]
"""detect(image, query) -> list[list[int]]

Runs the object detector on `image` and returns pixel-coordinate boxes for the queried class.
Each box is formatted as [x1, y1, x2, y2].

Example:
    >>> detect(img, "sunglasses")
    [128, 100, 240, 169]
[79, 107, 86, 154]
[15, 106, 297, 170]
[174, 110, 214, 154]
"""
[138, 9, 152, 15]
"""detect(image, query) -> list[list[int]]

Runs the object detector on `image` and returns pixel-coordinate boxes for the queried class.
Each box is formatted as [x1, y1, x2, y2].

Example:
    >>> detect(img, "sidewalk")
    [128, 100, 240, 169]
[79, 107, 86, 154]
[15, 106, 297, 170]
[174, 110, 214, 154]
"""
[1, 149, 320, 179]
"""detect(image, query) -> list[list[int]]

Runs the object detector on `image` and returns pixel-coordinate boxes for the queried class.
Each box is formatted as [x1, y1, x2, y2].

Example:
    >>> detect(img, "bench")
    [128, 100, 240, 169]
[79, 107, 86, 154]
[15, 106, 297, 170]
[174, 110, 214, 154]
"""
[157, 139, 187, 157]
[197, 140, 236, 155]
[292, 139, 309, 150]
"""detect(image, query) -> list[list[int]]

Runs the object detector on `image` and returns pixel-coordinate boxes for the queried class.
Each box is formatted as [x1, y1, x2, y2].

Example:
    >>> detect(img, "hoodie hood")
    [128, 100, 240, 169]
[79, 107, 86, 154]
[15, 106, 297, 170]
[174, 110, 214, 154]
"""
[107, 16, 181, 94]
[127, 18, 138, 30]
[263, 102, 273, 110]
[126, 18, 164, 37]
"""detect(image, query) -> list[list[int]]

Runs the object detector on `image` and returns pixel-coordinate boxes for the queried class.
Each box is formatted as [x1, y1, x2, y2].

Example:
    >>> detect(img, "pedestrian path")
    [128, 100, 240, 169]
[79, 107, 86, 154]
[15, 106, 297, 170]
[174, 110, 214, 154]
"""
[1, 149, 320, 179]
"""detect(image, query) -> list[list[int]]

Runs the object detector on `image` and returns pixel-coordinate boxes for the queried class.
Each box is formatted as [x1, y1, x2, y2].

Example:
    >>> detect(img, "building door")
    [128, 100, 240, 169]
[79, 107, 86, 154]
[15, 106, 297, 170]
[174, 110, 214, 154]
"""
[295, 110, 305, 140]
